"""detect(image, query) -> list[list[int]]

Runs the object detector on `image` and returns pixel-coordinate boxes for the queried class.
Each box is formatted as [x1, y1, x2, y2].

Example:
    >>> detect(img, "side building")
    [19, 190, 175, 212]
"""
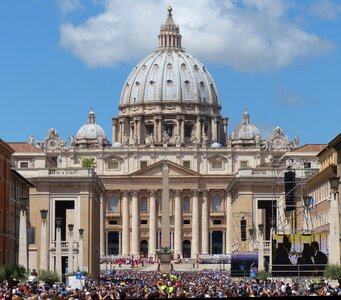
[8, 139, 105, 279]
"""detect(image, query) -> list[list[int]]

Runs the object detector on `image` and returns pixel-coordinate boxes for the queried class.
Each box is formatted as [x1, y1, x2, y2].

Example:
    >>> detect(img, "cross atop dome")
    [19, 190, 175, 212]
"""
[158, 6, 183, 50]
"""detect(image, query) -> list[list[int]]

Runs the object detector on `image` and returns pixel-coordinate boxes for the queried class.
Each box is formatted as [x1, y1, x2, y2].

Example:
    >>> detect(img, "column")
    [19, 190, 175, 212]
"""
[329, 186, 340, 265]
[180, 117, 185, 143]
[149, 190, 157, 257]
[153, 118, 158, 143]
[56, 225, 62, 277]
[100, 194, 104, 258]
[201, 190, 209, 254]
[131, 190, 139, 257]
[137, 116, 141, 144]
[191, 190, 200, 258]
[222, 118, 228, 144]
[225, 192, 232, 254]
[40, 210, 48, 271]
[112, 119, 118, 143]
[174, 190, 182, 257]
[170, 232, 174, 249]
[258, 227, 264, 271]
[157, 232, 161, 249]
[68, 225, 74, 274]
[196, 116, 201, 142]
[122, 191, 130, 256]
[19, 207, 28, 270]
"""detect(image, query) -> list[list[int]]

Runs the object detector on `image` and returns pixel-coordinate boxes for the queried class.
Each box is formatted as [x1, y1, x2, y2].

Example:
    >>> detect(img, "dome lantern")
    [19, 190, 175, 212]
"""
[158, 6, 182, 50]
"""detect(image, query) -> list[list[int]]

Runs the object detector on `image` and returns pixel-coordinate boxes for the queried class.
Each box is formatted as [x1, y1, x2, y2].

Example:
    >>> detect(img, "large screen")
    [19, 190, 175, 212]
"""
[271, 232, 328, 276]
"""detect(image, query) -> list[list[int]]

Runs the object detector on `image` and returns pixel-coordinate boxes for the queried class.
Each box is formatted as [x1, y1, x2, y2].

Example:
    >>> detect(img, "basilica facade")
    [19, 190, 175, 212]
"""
[9, 7, 322, 276]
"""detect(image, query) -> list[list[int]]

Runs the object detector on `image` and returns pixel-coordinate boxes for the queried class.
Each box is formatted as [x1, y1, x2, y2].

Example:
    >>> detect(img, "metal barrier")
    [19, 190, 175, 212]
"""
[271, 264, 327, 277]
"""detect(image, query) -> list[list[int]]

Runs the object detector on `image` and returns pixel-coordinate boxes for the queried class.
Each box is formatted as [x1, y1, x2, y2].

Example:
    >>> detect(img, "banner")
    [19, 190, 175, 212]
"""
[271, 233, 328, 276]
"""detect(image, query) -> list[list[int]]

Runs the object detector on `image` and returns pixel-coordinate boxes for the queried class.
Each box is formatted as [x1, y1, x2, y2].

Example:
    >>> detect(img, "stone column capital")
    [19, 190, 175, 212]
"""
[174, 189, 182, 197]
[150, 190, 158, 197]
[131, 190, 139, 197]
[121, 191, 129, 197]
[192, 190, 199, 197]
[202, 190, 209, 197]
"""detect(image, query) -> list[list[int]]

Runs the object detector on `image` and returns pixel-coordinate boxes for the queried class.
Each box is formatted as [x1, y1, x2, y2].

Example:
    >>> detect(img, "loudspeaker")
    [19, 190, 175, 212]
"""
[284, 170, 296, 211]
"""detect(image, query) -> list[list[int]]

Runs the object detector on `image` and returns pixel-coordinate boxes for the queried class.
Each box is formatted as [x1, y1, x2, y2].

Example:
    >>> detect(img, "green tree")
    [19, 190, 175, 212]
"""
[0, 265, 28, 288]
[256, 270, 270, 281]
[324, 264, 341, 280]
[37, 270, 60, 285]
[81, 157, 96, 168]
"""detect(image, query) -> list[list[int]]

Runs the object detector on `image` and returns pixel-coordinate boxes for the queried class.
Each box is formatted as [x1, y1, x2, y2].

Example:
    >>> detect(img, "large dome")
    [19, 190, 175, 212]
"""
[119, 7, 220, 107]
[76, 110, 106, 140]
[120, 51, 220, 106]
[112, 7, 228, 148]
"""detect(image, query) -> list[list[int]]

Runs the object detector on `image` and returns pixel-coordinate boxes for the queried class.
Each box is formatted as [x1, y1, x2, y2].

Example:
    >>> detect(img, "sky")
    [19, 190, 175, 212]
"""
[1, 0, 341, 146]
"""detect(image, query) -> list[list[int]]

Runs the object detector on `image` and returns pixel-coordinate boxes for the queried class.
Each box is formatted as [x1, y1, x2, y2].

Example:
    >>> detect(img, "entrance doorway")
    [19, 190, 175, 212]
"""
[212, 231, 223, 254]
[140, 240, 148, 257]
[108, 232, 119, 255]
[183, 240, 191, 258]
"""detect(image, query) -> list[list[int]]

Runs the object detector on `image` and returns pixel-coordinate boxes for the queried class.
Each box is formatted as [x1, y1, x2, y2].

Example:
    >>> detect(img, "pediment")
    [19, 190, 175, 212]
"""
[131, 160, 200, 177]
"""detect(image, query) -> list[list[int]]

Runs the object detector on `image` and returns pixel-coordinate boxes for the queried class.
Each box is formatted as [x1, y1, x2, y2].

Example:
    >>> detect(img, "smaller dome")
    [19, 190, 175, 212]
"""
[76, 110, 106, 140]
[211, 142, 221, 148]
[232, 110, 260, 140]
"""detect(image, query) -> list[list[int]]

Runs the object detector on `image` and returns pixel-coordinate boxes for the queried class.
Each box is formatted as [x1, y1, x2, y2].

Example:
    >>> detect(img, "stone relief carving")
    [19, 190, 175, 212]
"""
[37, 128, 67, 152]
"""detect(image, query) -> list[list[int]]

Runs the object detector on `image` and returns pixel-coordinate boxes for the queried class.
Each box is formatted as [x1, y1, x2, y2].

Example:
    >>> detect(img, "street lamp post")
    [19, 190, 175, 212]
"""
[329, 176, 340, 265]
[78, 228, 84, 272]
[55, 217, 62, 277]
[68, 224, 74, 274]
[258, 224, 264, 271]
[18, 197, 28, 270]
[40, 209, 48, 271]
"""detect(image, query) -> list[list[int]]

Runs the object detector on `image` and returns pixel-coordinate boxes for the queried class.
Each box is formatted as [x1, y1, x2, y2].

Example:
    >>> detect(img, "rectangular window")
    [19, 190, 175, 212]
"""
[213, 219, 222, 225]
[141, 220, 148, 225]
[140, 200, 148, 212]
[241, 219, 247, 241]
[185, 126, 192, 138]
[108, 220, 118, 225]
[211, 160, 222, 169]
[304, 161, 311, 169]
[183, 161, 190, 169]
[164, 125, 173, 137]
[108, 161, 119, 170]
[20, 162, 29, 168]
[140, 161, 148, 169]
[240, 161, 248, 168]
[183, 219, 190, 225]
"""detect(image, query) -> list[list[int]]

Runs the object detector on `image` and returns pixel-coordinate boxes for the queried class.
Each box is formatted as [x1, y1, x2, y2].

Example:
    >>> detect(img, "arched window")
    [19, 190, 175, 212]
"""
[108, 195, 118, 212]
[140, 197, 148, 212]
[212, 195, 222, 211]
[183, 196, 190, 212]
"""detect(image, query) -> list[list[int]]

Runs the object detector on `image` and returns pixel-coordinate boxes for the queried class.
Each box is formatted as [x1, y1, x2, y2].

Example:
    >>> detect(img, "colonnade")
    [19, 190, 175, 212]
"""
[110, 189, 232, 258]
[113, 116, 228, 146]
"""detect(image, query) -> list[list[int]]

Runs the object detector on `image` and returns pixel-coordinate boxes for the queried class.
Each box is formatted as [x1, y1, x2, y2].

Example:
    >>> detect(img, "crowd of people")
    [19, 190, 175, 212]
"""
[2, 269, 341, 299]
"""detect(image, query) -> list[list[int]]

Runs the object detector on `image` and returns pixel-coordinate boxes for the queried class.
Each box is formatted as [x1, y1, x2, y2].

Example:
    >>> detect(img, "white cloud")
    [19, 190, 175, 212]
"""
[57, 0, 81, 14]
[310, 0, 341, 20]
[59, 0, 334, 72]
[275, 85, 304, 107]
